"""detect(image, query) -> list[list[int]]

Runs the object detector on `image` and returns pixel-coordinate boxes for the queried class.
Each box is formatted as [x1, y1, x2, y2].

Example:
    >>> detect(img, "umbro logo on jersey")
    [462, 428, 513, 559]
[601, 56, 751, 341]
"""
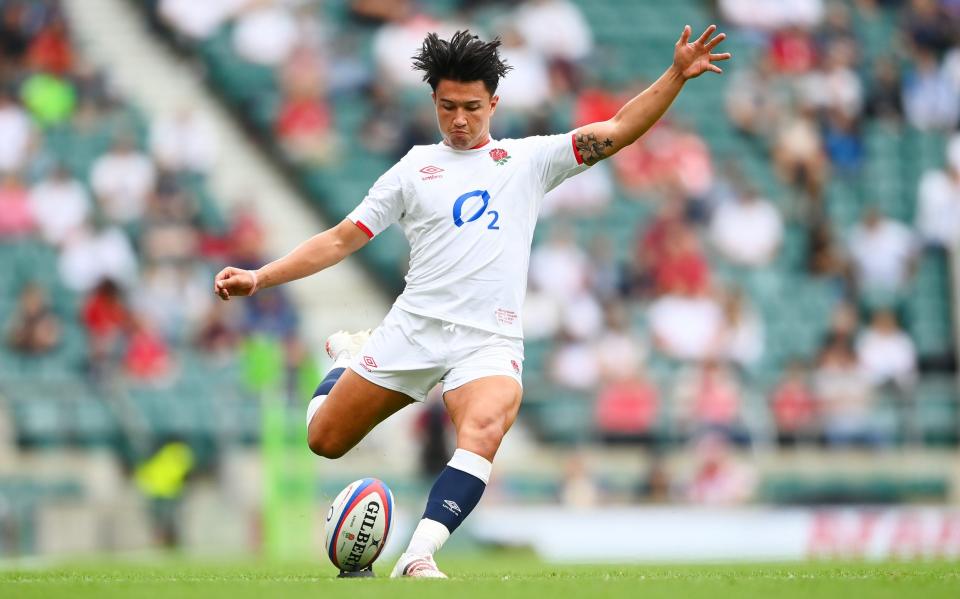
[442, 500, 462, 516]
[419, 165, 444, 180]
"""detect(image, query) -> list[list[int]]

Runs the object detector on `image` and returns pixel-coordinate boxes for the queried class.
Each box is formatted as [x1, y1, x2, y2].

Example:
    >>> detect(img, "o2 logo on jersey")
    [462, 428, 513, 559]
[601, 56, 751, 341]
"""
[452, 189, 500, 230]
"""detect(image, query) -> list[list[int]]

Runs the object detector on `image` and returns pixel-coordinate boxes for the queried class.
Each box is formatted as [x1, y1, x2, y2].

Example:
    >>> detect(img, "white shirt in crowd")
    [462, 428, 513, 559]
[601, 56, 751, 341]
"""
[372, 15, 460, 89]
[848, 217, 916, 292]
[856, 327, 917, 388]
[29, 174, 91, 245]
[91, 148, 157, 224]
[550, 340, 600, 390]
[232, 4, 299, 66]
[58, 226, 138, 292]
[0, 102, 32, 173]
[648, 293, 724, 361]
[348, 133, 589, 338]
[159, 0, 244, 40]
[710, 195, 783, 266]
[496, 40, 552, 112]
[150, 109, 218, 173]
[916, 136, 960, 248]
[719, 0, 824, 30]
[529, 234, 590, 301]
[514, 0, 594, 62]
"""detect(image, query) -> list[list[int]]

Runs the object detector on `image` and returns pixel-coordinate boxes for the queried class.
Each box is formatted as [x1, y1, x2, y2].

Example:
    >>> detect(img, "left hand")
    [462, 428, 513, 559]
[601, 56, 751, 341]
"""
[673, 24, 730, 80]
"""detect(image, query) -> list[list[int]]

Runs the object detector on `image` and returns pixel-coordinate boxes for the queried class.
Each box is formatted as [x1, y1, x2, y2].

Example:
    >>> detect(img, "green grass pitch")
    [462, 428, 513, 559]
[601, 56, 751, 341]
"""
[1, 553, 958, 598]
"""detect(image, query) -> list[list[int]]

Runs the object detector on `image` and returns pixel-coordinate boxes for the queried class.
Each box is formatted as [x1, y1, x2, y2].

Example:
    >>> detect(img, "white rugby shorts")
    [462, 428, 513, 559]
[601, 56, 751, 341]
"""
[349, 306, 524, 401]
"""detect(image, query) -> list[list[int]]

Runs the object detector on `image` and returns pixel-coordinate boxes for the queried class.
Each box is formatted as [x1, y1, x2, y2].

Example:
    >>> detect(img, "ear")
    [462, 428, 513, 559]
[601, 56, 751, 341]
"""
[431, 91, 437, 104]
[490, 94, 499, 114]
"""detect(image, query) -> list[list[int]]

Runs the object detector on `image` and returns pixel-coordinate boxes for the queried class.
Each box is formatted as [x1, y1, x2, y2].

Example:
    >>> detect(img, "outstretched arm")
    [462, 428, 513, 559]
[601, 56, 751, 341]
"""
[214, 218, 370, 300]
[573, 24, 730, 166]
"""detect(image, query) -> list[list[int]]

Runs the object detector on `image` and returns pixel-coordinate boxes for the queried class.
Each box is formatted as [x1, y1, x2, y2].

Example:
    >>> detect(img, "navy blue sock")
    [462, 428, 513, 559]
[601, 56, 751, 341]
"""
[422, 450, 491, 534]
[313, 367, 345, 397]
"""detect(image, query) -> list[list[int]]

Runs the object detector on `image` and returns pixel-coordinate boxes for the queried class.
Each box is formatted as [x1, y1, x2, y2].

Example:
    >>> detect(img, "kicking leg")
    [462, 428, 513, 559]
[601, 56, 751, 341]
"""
[392, 375, 521, 578]
[306, 331, 414, 458]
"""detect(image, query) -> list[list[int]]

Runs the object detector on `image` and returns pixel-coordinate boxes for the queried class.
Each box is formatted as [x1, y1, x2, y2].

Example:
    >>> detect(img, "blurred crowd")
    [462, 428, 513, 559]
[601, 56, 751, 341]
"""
[144, 0, 960, 458]
[0, 0, 311, 393]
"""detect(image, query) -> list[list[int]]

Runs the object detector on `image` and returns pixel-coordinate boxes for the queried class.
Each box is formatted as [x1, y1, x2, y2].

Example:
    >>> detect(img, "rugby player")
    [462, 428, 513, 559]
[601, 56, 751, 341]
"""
[214, 24, 728, 577]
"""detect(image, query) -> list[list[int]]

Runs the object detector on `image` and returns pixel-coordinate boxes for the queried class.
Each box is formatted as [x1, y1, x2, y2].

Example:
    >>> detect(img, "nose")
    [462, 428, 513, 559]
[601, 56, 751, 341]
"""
[453, 111, 467, 127]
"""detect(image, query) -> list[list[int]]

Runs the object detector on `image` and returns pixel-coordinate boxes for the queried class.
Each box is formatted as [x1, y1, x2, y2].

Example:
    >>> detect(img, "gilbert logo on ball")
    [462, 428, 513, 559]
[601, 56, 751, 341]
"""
[324, 478, 394, 572]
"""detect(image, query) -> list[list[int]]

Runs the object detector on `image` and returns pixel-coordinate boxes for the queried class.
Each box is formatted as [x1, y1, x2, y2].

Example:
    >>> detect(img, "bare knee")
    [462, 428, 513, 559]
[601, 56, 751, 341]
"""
[457, 414, 508, 461]
[307, 421, 350, 459]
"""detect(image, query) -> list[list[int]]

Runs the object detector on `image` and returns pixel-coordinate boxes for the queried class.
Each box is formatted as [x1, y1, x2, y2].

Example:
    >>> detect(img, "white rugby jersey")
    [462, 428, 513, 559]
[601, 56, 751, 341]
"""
[347, 133, 589, 338]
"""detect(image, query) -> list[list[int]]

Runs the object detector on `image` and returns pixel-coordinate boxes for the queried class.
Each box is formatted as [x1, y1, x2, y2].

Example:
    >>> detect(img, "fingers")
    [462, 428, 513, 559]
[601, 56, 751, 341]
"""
[695, 24, 717, 46]
[678, 24, 691, 46]
[705, 32, 727, 51]
[710, 52, 732, 62]
[708, 64, 723, 74]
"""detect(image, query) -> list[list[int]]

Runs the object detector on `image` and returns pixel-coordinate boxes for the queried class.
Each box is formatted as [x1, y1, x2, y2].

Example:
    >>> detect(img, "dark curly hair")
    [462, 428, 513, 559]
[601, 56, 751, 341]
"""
[411, 30, 512, 96]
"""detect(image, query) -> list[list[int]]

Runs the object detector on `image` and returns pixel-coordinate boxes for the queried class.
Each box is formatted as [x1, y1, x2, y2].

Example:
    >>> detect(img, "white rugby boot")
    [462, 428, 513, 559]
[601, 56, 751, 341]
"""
[390, 552, 448, 579]
[324, 329, 371, 362]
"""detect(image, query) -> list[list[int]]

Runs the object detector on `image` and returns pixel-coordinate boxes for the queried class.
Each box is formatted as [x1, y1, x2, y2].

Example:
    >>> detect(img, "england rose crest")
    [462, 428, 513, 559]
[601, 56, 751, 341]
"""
[489, 148, 510, 165]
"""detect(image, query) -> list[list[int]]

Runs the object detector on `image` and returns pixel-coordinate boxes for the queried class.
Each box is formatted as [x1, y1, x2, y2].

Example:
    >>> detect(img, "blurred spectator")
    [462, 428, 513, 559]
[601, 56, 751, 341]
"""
[275, 75, 335, 165]
[541, 160, 614, 217]
[194, 305, 241, 361]
[28, 164, 90, 246]
[902, 47, 959, 131]
[822, 109, 864, 174]
[648, 285, 723, 362]
[27, 12, 72, 74]
[632, 196, 684, 295]
[769, 25, 818, 75]
[514, 0, 593, 63]
[529, 225, 589, 300]
[651, 226, 711, 296]
[821, 300, 859, 348]
[91, 137, 158, 225]
[864, 57, 904, 123]
[6, 284, 61, 355]
[548, 329, 600, 391]
[124, 316, 173, 382]
[558, 291, 604, 341]
[614, 122, 714, 202]
[675, 361, 745, 441]
[595, 302, 645, 380]
[814, 337, 883, 447]
[808, 219, 850, 286]
[916, 134, 960, 248]
[718, 287, 764, 369]
[0, 89, 33, 173]
[718, 0, 824, 31]
[150, 107, 217, 174]
[709, 186, 783, 266]
[594, 370, 659, 443]
[493, 27, 551, 114]
[799, 40, 862, 118]
[559, 454, 600, 508]
[847, 208, 917, 299]
[0, 2, 30, 66]
[0, 172, 35, 238]
[371, 6, 453, 90]
[773, 109, 827, 205]
[140, 189, 200, 264]
[232, 2, 298, 67]
[521, 281, 562, 340]
[81, 278, 129, 374]
[349, 0, 408, 25]
[856, 309, 917, 390]
[585, 235, 625, 302]
[243, 287, 299, 338]
[58, 223, 138, 292]
[158, 0, 242, 41]
[770, 360, 819, 445]
[413, 387, 451, 480]
[134, 264, 211, 341]
[904, 0, 954, 55]
[725, 56, 791, 139]
[684, 433, 756, 505]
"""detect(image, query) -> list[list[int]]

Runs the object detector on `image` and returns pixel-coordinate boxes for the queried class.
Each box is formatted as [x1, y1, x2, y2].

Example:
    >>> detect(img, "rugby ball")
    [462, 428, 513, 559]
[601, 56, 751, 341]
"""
[324, 478, 394, 572]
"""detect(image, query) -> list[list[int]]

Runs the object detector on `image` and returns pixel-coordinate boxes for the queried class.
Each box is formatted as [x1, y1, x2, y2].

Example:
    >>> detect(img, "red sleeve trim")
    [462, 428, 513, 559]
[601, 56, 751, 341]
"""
[571, 133, 584, 165]
[353, 220, 374, 239]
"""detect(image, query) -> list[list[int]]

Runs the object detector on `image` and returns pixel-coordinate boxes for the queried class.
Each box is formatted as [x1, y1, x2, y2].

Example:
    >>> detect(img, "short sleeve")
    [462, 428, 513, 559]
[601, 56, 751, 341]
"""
[346, 160, 406, 238]
[526, 132, 591, 193]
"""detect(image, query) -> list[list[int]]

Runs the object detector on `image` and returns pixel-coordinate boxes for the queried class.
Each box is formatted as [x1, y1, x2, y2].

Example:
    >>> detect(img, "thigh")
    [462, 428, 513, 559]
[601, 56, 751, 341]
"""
[309, 368, 414, 456]
[442, 375, 523, 461]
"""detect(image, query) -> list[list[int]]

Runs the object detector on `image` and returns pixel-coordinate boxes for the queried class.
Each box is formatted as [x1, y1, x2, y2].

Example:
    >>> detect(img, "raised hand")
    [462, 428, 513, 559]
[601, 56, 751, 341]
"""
[213, 266, 258, 301]
[673, 24, 730, 80]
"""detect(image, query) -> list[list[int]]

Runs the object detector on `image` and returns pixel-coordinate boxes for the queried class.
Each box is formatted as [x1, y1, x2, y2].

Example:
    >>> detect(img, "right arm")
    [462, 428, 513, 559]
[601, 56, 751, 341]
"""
[214, 218, 370, 300]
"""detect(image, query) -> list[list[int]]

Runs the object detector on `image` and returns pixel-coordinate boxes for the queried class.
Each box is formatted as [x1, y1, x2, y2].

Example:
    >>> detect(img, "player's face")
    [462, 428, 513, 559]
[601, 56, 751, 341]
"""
[432, 79, 499, 150]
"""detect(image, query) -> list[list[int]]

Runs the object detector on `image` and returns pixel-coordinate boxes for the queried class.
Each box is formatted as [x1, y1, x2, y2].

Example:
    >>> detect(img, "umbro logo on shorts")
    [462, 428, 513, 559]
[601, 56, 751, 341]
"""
[361, 355, 378, 371]
[511, 360, 521, 374]
[419, 165, 444, 181]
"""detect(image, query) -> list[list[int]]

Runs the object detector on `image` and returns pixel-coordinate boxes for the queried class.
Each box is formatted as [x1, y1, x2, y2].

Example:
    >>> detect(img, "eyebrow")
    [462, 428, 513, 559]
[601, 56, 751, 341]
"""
[439, 98, 483, 106]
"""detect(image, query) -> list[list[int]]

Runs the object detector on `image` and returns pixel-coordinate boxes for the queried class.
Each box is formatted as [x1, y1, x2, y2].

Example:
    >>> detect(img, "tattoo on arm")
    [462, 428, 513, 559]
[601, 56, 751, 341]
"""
[575, 133, 615, 166]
